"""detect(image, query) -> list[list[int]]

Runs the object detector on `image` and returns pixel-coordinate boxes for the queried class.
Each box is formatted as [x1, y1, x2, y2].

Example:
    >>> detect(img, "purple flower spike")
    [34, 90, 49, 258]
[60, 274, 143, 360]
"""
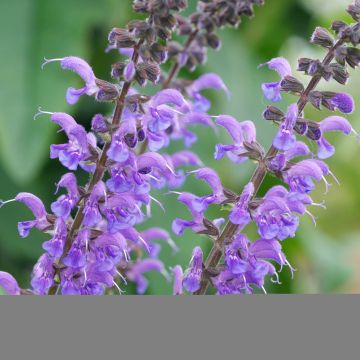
[273, 103, 298, 151]
[259, 57, 292, 102]
[229, 182, 254, 227]
[42, 56, 98, 104]
[330, 93, 355, 114]
[0, 271, 21, 295]
[183, 246, 203, 293]
[15, 193, 50, 238]
[172, 265, 183, 295]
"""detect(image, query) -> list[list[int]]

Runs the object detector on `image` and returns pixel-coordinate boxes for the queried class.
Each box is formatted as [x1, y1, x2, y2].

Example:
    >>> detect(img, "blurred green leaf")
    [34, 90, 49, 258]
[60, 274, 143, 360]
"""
[0, 0, 129, 184]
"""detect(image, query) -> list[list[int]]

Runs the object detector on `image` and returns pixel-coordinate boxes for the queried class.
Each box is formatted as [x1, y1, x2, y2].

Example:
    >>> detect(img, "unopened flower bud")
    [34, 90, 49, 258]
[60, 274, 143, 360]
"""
[262, 106, 284, 121]
[280, 75, 304, 94]
[310, 27, 334, 48]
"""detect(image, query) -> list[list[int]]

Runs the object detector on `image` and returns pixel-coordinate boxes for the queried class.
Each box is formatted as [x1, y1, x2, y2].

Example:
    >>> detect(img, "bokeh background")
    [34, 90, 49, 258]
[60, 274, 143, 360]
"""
[1, 0, 360, 294]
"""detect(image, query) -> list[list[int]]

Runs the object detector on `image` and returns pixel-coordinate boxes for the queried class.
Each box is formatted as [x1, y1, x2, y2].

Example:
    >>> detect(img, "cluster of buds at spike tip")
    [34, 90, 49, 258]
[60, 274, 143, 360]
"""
[166, 0, 265, 73]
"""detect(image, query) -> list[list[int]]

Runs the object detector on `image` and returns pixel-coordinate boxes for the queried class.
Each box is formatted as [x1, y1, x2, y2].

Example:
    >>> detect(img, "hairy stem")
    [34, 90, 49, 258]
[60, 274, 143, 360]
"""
[195, 38, 345, 295]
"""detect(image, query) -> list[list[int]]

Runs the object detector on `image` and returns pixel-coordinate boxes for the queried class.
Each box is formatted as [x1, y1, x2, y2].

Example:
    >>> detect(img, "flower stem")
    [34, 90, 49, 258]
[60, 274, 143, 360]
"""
[194, 38, 345, 295]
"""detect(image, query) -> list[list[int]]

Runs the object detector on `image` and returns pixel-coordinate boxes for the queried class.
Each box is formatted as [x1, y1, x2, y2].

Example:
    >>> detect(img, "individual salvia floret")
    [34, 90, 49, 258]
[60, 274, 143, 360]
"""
[15, 193, 52, 238]
[253, 190, 300, 241]
[31, 253, 55, 295]
[83, 181, 106, 228]
[42, 57, 100, 105]
[183, 246, 203, 293]
[51, 173, 80, 218]
[37, 111, 95, 171]
[126, 258, 168, 294]
[259, 57, 292, 102]
[214, 115, 258, 163]
[229, 182, 254, 228]
[272, 103, 298, 151]
[172, 265, 183, 295]
[42, 218, 67, 259]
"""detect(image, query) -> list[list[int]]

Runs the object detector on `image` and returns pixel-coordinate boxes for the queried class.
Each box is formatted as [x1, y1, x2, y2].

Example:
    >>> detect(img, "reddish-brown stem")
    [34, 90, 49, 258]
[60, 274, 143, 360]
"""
[194, 38, 345, 295]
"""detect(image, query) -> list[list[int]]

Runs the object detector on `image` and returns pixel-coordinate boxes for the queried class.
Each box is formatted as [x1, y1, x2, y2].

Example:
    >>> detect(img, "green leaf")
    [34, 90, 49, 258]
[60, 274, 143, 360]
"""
[0, 0, 128, 184]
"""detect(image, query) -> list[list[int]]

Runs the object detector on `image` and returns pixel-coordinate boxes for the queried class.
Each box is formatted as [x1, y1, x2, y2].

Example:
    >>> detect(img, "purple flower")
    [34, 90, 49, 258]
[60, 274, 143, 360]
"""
[224, 235, 250, 275]
[186, 73, 229, 112]
[284, 159, 328, 194]
[145, 89, 188, 134]
[124, 61, 136, 82]
[268, 141, 310, 172]
[51, 173, 79, 218]
[49, 113, 92, 170]
[229, 182, 254, 228]
[31, 254, 55, 295]
[107, 130, 130, 163]
[83, 181, 106, 227]
[273, 103, 298, 151]
[140, 228, 178, 254]
[42, 218, 67, 259]
[317, 116, 354, 159]
[183, 247, 203, 293]
[0, 272, 21, 295]
[42, 56, 99, 104]
[259, 57, 292, 102]
[91, 114, 108, 133]
[127, 259, 166, 294]
[172, 193, 207, 236]
[254, 191, 299, 240]
[329, 93, 354, 114]
[215, 115, 257, 163]
[63, 229, 88, 268]
[15, 193, 50, 238]
[103, 194, 143, 233]
[172, 265, 183, 295]
[190, 168, 226, 212]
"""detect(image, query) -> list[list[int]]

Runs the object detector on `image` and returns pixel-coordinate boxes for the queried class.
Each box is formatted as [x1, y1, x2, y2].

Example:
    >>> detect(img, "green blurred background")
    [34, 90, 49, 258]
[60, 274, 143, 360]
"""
[1, 0, 360, 294]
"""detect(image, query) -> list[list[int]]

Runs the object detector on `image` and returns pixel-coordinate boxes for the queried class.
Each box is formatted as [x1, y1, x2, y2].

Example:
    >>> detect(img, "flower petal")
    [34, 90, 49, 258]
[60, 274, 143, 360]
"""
[0, 272, 21, 295]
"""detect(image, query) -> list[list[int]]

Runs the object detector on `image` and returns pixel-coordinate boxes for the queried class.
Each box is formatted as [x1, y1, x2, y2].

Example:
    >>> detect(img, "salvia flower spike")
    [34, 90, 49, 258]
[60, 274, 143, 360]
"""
[2, 1, 360, 296]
